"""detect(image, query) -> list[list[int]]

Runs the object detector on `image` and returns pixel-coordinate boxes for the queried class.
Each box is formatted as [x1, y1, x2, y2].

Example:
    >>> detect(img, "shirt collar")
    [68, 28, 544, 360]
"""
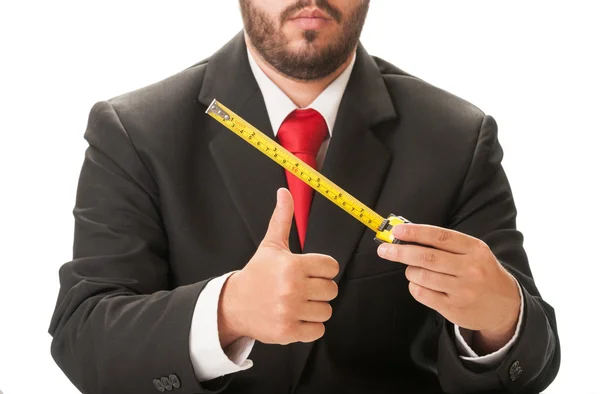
[247, 48, 356, 137]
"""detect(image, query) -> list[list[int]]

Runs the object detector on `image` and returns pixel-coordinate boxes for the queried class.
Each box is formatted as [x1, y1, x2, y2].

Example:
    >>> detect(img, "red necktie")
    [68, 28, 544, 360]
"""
[277, 109, 328, 249]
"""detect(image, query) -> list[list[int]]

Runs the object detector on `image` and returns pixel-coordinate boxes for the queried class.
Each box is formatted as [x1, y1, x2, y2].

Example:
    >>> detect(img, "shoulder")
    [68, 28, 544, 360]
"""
[83, 58, 213, 164]
[105, 58, 210, 128]
[373, 56, 486, 134]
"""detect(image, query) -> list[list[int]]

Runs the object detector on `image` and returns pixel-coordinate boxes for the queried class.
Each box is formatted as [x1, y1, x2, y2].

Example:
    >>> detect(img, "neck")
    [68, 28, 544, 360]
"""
[245, 36, 355, 108]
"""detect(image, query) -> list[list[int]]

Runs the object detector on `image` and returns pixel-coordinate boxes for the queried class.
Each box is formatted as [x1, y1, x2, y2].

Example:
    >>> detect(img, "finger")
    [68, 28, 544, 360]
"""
[408, 282, 448, 312]
[304, 278, 338, 301]
[263, 188, 294, 249]
[296, 321, 326, 343]
[298, 301, 333, 323]
[405, 266, 458, 294]
[392, 224, 477, 254]
[377, 244, 462, 275]
[300, 254, 340, 279]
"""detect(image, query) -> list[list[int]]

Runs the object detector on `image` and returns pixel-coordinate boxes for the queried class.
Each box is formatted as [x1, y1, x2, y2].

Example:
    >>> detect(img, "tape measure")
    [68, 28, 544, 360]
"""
[206, 99, 410, 245]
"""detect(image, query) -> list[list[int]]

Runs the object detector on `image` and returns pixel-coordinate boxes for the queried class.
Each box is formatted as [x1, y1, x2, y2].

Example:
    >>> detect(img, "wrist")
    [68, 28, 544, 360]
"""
[218, 272, 246, 348]
[472, 326, 514, 355]
[473, 302, 519, 354]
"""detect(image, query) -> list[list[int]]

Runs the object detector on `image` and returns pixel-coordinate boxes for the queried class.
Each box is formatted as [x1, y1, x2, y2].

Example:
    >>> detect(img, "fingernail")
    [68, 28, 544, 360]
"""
[378, 244, 390, 257]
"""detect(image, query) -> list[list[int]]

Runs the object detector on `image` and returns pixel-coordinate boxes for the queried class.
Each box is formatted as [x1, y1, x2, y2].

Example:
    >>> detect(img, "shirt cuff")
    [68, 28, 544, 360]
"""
[454, 274, 524, 366]
[189, 271, 255, 381]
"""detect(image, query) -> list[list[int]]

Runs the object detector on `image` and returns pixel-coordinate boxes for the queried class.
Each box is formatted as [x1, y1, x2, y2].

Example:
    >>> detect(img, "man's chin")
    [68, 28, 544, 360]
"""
[284, 26, 336, 43]
[287, 35, 334, 53]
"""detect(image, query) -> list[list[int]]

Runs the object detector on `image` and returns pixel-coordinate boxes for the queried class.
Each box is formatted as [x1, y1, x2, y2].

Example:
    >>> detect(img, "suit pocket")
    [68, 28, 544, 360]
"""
[344, 247, 407, 280]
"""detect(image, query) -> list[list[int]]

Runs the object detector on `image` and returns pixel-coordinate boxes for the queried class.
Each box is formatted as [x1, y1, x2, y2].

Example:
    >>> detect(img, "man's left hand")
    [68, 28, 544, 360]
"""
[377, 223, 521, 353]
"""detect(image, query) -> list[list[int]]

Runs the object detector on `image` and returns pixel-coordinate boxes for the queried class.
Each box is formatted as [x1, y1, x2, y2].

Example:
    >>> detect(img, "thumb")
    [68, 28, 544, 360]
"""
[263, 188, 294, 249]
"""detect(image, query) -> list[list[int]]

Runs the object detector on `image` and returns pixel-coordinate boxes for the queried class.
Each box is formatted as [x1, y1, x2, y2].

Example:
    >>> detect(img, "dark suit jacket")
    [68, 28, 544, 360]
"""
[49, 32, 559, 394]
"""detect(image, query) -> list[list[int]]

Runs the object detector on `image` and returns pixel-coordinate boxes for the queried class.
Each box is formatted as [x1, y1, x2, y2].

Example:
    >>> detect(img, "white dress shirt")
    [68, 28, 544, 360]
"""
[189, 47, 524, 381]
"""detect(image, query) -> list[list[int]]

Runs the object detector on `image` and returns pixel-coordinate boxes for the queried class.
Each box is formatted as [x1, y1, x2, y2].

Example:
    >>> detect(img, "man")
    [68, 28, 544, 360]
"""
[49, 0, 560, 393]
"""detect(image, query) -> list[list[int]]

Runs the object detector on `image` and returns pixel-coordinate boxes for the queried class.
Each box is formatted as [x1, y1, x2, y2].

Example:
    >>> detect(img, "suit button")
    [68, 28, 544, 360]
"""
[509, 360, 523, 382]
[161, 377, 173, 391]
[153, 379, 166, 392]
[169, 374, 181, 389]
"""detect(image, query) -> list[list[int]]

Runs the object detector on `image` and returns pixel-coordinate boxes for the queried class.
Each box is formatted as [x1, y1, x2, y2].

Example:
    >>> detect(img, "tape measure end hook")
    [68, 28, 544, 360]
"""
[206, 98, 231, 121]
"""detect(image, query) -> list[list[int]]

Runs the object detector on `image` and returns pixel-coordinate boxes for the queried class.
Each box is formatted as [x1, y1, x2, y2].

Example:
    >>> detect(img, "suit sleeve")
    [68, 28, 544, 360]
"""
[435, 115, 560, 393]
[48, 101, 233, 394]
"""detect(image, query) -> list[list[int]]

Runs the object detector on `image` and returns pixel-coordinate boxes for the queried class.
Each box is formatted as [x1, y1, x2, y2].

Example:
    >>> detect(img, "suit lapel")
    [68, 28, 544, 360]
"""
[198, 32, 302, 253]
[288, 43, 398, 390]
[198, 33, 398, 387]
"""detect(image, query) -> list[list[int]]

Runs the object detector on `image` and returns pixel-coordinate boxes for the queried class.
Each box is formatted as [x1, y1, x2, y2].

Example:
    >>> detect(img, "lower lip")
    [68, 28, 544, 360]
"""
[290, 17, 330, 30]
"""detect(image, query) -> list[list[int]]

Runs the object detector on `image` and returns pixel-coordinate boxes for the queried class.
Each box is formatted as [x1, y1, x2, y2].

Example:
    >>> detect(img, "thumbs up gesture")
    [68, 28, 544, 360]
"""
[218, 188, 339, 346]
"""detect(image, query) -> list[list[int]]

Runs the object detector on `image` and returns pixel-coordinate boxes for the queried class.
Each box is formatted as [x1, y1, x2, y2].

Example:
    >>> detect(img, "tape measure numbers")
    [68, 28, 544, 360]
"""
[206, 99, 409, 245]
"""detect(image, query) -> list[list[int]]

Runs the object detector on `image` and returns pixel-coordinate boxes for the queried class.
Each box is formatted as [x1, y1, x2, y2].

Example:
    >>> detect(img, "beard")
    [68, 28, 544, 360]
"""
[239, 0, 370, 81]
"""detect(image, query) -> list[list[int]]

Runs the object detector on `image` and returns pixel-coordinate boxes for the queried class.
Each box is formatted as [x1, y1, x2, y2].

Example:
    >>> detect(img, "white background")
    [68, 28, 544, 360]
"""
[1, 1, 598, 393]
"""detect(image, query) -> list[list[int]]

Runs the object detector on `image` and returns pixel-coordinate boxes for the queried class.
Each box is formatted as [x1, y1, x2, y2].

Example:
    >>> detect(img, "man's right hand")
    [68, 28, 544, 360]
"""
[218, 188, 339, 347]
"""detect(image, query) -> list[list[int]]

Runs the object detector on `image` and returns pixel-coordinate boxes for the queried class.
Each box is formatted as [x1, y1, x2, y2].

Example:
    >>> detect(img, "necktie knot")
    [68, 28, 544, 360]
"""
[277, 109, 328, 157]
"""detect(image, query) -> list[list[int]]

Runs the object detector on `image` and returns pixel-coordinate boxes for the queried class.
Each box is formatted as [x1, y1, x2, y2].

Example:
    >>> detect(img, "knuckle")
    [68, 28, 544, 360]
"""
[393, 245, 403, 260]
[278, 259, 293, 279]
[279, 280, 296, 299]
[387, 245, 399, 260]
[421, 250, 437, 265]
[281, 257, 299, 277]
[468, 264, 486, 281]
[436, 229, 451, 243]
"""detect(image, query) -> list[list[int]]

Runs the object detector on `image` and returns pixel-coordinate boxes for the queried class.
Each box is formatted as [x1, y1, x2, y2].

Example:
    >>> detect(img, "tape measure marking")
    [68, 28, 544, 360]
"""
[206, 99, 386, 233]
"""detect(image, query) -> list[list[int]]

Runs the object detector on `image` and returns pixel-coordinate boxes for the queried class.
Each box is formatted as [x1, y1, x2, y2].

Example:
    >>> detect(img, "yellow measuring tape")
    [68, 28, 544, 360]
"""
[206, 99, 409, 244]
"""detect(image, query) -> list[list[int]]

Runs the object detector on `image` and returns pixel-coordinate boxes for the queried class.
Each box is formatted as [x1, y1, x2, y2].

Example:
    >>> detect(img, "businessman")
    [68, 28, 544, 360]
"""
[49, 0, 560, 393]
